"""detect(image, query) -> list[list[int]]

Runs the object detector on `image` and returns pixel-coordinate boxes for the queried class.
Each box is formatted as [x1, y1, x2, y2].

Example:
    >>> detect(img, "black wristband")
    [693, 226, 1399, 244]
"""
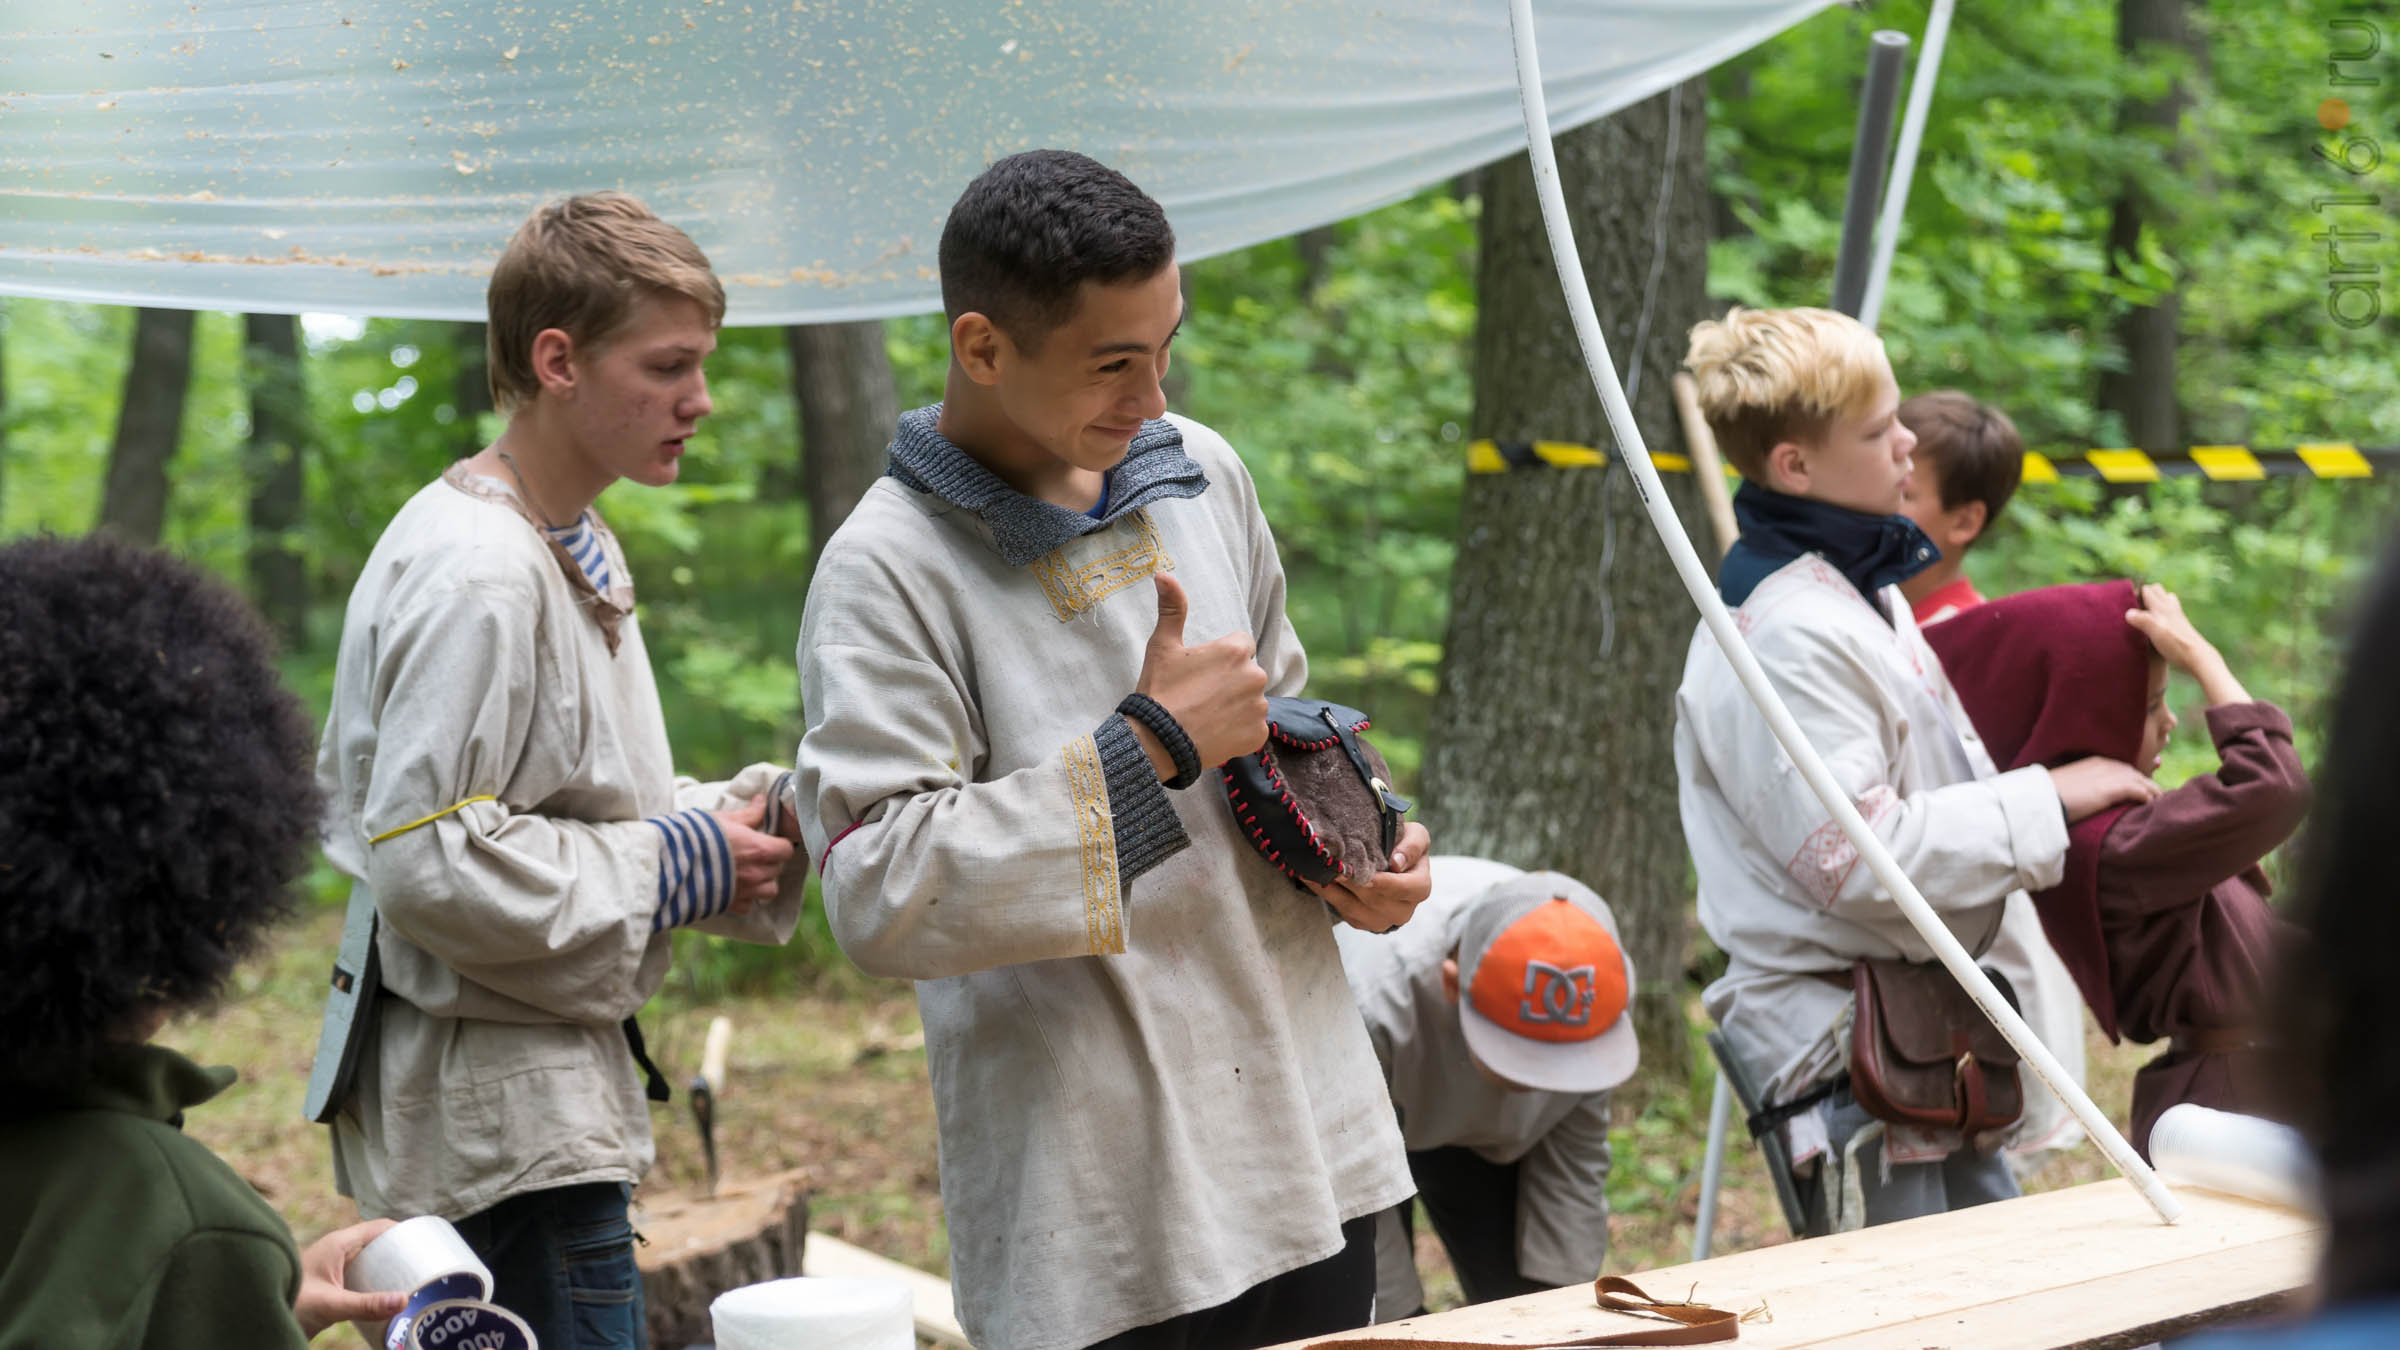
[1117, 692, 1204, 789]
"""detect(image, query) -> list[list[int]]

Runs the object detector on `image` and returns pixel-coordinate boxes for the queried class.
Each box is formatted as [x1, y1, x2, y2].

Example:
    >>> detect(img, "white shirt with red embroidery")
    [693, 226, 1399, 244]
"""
[1673, 553, 2068, 1165]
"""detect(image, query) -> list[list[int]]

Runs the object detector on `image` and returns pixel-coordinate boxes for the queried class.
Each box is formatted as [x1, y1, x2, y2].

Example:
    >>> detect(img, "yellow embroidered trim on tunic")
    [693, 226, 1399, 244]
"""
[1062, 735, 1125, 955]
[368, 794, 496, 846]
[1031, 510, 1174, 622]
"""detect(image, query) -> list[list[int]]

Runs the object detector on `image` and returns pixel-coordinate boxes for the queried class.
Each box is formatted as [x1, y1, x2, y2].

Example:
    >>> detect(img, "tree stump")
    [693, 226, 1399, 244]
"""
[635, 1169, 812, 1350]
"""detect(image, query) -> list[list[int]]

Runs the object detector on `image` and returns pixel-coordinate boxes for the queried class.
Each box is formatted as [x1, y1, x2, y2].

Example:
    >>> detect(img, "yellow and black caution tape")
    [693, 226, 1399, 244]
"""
[1468, 439, 2393, 482]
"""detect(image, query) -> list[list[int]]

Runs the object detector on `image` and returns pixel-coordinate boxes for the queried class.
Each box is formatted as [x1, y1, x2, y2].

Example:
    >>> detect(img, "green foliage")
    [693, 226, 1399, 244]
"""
[1975, 475, 2397, 783]
[1710, 0, 2400, 451]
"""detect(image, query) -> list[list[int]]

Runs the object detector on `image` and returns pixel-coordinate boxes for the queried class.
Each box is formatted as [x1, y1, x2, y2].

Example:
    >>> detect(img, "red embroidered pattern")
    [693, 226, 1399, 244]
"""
[1784, 785, 1900, 907]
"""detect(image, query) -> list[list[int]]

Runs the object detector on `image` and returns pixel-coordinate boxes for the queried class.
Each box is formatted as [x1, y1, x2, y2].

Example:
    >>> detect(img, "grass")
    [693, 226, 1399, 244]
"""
[172, 910, 2158, 1346]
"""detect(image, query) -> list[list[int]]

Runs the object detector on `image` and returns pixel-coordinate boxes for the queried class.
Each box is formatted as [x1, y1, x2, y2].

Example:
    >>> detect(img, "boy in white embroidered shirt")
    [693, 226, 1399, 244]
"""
[1672, 307, 2156, 1228]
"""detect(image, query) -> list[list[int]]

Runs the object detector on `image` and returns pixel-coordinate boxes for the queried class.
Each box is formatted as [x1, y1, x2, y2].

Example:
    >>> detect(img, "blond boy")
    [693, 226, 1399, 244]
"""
[308, 194, 809, 1347]
[1672, 308, 2154, 1228]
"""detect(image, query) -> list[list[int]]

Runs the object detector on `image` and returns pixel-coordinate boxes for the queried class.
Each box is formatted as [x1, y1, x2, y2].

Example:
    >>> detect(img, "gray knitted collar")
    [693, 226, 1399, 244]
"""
[886, 404, 1209, 567]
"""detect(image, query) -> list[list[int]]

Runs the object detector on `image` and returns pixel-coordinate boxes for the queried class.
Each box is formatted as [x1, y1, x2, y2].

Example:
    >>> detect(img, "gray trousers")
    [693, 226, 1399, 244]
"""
[1794, 1087, 2019, 1230]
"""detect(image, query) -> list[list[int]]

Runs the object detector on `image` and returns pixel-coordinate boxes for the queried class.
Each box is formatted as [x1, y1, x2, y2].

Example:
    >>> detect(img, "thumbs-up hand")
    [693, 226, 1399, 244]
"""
[1131, 573, 1269, 776]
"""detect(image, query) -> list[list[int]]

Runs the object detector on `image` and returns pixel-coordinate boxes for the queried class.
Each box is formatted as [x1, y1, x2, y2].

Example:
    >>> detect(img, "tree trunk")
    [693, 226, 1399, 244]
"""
[2096, 0, 2196, 450]
[244, 313, 310, 646]
[97, 307, 197, 543]
[786, 321, 898, 568]
[1422, 80, 1712, 1095]
[455, 321, 495, 457]
[636, 1169, 812, 1350]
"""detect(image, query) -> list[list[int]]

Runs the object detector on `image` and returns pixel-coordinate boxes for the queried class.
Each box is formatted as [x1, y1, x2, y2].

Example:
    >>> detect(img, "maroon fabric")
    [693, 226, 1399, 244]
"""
[1926, 583, 2314, 1158]
[1922, 580, 2150, 1040]
[2101, 702, 2309, 1154]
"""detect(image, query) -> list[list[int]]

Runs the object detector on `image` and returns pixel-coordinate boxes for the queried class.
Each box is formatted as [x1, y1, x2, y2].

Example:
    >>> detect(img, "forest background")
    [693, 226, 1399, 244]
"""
[3, 0, 2396, 1291]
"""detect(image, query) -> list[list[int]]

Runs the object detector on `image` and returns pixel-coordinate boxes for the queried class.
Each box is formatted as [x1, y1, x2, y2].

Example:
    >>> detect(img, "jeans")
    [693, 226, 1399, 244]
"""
[450, 1181, 645, 1350]
[1399, 1147, 1551, 1309]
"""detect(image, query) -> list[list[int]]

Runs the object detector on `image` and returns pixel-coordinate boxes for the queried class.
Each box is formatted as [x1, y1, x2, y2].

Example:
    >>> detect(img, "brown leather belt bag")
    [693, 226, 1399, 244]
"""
[1844, 958, 2023, 1136]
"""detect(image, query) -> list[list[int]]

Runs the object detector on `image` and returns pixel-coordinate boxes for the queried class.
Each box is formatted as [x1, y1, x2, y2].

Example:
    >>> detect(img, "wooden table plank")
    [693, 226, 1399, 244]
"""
[1283, 1181, 2319, 1350]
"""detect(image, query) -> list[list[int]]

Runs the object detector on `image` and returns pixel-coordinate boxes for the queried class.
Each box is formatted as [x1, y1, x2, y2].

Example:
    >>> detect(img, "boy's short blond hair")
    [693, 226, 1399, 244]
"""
[1683, 306, 1891, 481]
[485, 192, 726, 414]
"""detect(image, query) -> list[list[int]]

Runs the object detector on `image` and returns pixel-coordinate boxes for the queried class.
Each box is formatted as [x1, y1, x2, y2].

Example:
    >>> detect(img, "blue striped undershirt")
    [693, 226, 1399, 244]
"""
[544, 514, 613, 593]
[647, 807, 736, 932]
[540, 514, 732, 930]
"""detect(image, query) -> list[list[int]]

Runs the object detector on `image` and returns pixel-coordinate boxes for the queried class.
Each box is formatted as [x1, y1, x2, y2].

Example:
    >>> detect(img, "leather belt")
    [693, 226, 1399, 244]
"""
[2171, 1025, 2265, 1057]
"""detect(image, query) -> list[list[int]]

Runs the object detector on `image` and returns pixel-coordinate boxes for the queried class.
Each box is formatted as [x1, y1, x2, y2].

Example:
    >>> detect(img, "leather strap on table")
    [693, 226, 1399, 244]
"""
[1307, 1277, 1738, 1349]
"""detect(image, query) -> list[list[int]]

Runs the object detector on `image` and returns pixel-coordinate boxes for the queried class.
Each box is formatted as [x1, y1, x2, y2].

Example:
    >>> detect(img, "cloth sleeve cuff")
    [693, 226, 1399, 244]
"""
[649, 807, 737, 932]
[1995, 763, 2070, 891]
[2203, 700, 2291, 744]
[1095, 714, 1192, 891]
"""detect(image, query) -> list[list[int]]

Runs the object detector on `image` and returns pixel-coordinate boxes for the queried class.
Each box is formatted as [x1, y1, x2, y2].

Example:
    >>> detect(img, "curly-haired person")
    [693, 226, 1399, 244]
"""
[0, 535, 406, 1349]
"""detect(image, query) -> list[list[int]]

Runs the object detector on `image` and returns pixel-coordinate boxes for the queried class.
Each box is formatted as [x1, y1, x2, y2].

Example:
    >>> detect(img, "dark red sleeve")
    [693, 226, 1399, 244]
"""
[2093, 702, 2312, 915]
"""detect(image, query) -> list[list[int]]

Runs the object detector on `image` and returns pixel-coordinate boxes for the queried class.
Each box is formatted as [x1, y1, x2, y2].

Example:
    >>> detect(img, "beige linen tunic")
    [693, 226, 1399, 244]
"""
[319, 470, 806, 1222]
[1675, 554, 2070, 1163]
[797, 415, 1413, 1350]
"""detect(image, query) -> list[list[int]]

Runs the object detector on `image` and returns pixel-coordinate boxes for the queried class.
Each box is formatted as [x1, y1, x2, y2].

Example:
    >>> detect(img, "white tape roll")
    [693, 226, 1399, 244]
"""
[348, 1216, 496, 1301]
[2149, 1104, 2322, 1214]
[711, 1276, 912, 1350]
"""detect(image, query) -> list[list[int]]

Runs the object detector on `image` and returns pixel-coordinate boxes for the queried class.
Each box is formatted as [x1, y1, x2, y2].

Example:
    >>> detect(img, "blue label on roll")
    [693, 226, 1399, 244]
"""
[383, 1275, 493, 1350]
[406, 1298, 538, 1350]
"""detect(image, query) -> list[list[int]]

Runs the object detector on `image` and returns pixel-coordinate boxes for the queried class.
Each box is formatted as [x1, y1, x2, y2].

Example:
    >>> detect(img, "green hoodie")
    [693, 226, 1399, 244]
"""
[0, 1043, 307, 1350]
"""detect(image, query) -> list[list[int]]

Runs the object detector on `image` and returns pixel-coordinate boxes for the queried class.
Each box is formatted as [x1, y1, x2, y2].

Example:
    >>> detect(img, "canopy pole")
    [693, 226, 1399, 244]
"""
[1858, 0, 1960, 331]
[1830, 31, 1911, 317]
[1500, 0, 2181, 1226]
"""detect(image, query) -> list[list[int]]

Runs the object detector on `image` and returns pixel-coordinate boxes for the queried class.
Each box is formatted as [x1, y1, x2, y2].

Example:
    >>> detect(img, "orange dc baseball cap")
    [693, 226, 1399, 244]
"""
[1455, 872, 1638, 1094]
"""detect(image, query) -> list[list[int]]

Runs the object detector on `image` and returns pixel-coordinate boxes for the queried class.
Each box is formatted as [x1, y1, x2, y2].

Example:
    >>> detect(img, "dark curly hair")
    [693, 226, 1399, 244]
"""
[938, 148, 1175, 351]
[0, 535, 321, 1085]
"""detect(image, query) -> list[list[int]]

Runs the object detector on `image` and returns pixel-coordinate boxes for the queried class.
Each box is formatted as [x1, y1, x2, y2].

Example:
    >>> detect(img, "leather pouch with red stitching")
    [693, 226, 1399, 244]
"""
[1222, 696, 1412, 887]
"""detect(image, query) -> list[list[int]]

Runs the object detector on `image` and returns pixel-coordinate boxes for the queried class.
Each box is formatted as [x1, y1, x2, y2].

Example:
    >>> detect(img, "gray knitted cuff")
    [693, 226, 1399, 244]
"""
[1094, 714, 1192, 890]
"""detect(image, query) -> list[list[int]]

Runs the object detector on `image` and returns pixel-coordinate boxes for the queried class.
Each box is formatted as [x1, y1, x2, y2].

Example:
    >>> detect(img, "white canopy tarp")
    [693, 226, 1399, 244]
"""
[0, 0, 1830, 323]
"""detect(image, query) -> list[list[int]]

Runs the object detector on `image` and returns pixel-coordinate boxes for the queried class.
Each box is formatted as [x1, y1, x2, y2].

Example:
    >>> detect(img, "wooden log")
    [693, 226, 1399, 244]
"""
[635, 1169, 812, 1350]
[803, 1231, 970, 1349]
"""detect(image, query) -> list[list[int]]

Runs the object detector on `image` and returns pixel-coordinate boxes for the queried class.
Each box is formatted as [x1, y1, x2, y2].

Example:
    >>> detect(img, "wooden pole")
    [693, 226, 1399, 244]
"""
[1672, 372, 1738, 557]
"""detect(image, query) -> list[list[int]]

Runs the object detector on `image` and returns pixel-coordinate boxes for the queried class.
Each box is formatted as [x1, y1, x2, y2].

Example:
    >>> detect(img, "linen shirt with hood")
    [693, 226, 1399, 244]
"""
[317, 465, 810, 1222]
[796, 408, 1412, 1350]
[1675, 486, 2070, 1163]
[1925, 579, 2311, 1156]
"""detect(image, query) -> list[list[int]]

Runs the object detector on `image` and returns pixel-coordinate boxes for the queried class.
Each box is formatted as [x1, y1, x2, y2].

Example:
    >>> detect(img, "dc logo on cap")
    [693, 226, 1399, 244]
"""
[1519, 960, 1597, 1026]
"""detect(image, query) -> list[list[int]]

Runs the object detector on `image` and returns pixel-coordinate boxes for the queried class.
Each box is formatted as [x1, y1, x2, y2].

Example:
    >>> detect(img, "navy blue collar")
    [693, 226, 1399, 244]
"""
[1716, 481, 1939, 614]
[885, 406, 1208, 566]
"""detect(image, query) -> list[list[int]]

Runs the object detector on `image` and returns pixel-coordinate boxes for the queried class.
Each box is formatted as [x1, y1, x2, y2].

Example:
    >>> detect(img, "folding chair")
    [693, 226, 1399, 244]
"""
[1690, 1029, 1823, 1259]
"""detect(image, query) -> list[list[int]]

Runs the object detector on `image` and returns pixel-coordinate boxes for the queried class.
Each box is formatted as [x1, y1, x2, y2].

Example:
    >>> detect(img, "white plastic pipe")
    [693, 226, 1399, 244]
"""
[1501, 0, 2180, 1225]
[1856, 0, 1958, 332]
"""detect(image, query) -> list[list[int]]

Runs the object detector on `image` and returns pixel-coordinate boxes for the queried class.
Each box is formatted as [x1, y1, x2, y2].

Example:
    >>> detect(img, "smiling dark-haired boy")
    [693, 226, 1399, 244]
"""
[796, 150, 1434, 1350]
